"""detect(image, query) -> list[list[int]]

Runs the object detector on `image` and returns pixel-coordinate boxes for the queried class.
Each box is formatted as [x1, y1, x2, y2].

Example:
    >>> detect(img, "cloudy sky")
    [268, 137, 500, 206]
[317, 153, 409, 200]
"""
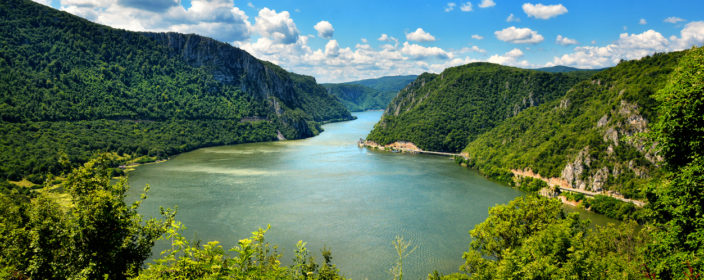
[33, 0, 704, 83]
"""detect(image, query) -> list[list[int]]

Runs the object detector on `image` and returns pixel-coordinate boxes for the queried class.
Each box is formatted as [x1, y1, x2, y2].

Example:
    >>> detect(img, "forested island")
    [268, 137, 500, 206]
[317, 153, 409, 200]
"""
[1, 0, 703, 279]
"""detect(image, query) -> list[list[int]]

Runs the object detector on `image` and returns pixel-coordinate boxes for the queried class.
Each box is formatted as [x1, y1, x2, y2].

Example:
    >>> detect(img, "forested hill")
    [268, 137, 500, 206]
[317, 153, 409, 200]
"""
[366, 63, 590, 152]
[322, 75, 416, 111]
[0, 0, 351, 182]
[463, 50, 687, 198]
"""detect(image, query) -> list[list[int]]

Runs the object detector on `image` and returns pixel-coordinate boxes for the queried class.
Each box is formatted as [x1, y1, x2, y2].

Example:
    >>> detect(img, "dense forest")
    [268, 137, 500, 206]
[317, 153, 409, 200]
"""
[366, 63, 591, 152]
[0, 0, 352, 182]
[462, 51, 684, 198]
[323, 75, 417, 112]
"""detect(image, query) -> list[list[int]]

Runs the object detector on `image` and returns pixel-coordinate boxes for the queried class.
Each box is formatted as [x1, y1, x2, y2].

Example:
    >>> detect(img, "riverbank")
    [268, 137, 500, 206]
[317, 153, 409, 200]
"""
[358, 139, 463, 157]
[511, 168, 646, 207]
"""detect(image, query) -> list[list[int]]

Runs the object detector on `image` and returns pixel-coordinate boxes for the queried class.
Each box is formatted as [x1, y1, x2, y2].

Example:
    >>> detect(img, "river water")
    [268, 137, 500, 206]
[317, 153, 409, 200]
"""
[127, 111, 607, 279]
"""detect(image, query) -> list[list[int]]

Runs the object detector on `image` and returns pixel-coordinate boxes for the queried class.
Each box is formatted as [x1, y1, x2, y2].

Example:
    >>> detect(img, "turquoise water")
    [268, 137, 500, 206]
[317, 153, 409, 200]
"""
[127, 111, 524, 279]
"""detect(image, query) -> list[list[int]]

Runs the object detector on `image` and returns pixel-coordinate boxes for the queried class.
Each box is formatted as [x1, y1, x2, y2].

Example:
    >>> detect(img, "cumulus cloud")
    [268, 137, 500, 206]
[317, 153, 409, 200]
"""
[639, 18, 647, 25]
[460, 2, 472, 12]
[548, 22, 704, 69]
[460, 45, 487, 53]
[488, 48, 530, 67]
[401, 42, 452, 60]
[472, 34, 484, 40]
[522, 3, 567, 20]
[325, 40, 340, 57]
[556, 35, 577, 46]
[506, 13, 520, 22]
[254, 8, 299, 44]
[60, 0, 252, 42]
[406, 28, 436, 42]
[495, 26, 544, 44]
[314, 20, 334, 39]
[445, 2, 456, 12]
[664, 16, 685, 24]
[478, 0, 495, 8]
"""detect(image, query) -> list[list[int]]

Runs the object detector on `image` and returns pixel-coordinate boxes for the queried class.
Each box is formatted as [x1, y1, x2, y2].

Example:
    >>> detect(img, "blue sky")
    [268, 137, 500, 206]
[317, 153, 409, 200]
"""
[33, 0, 704, 82]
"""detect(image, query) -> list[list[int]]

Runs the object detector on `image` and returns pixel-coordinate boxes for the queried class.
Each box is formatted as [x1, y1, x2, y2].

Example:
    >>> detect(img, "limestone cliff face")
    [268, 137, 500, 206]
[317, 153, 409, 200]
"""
[143, 32, 299, 107]
[142, 32, 352, 139]
[560, 98, 659, 193]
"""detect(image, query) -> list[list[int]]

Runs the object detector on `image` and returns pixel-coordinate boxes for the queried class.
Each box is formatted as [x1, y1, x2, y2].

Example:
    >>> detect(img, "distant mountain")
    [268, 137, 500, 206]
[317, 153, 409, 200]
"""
[536, 65, 588, 72]
[366, 63, 588, 152]
[0, 0, 352, 181]
[323, 75, 417, 111]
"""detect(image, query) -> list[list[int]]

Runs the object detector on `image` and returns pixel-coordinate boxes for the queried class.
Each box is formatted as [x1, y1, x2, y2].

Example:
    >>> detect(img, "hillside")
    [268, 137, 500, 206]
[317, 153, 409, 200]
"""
[463, 51, 687, 198]
[0, 0, 352, 182]
[365, 63, 590, 152]
[323, 75, 416, 111]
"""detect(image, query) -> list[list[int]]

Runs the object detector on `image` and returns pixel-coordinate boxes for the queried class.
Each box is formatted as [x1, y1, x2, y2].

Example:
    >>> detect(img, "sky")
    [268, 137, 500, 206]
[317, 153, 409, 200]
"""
[32, 0, 704, 83]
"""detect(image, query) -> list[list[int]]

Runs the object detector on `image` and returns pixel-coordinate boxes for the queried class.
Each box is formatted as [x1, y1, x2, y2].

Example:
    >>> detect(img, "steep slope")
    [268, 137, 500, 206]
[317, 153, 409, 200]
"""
[366, 63, 589, 152]
[462, 50, 688, 198]
[0, 0, 351, 181]
[322, 75, 416, 111]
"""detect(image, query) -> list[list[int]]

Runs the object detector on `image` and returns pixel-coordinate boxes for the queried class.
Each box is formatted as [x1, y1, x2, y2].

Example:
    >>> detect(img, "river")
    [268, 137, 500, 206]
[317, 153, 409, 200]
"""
[127, 111, 610, 279]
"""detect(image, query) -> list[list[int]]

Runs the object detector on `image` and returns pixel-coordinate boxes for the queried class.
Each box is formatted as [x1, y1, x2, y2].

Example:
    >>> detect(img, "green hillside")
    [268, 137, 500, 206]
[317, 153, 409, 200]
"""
[323, 75, 416, 111]
[366, 63, 590, 152]
[463, 51, 686, 198]
[0, 0, 351, 182]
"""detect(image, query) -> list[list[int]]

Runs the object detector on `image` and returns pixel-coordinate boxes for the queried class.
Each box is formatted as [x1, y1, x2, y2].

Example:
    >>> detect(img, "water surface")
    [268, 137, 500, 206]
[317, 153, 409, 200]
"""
[128, 111, 523, 279]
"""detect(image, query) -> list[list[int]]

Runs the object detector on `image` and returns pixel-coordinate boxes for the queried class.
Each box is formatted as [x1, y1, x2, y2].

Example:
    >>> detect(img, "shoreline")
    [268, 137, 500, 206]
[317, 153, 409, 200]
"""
[358, 139, 464, 158]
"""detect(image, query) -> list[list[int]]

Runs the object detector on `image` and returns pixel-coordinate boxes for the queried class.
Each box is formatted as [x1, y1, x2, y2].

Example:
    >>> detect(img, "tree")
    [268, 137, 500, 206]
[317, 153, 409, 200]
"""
[647, 46, 704, 279]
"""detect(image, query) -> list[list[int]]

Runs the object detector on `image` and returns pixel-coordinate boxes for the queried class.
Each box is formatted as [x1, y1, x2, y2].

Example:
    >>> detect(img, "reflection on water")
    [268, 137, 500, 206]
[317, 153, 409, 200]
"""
[127, 111, 523, 279]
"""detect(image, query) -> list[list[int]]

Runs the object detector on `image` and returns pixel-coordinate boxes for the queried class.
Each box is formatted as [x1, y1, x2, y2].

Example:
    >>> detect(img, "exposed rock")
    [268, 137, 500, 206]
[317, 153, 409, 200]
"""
[562, 147, 591, 190]
[604, 127, 619, 146]
[597, 114, 609, 127]
[591, 167, 609, 192]
[559, 98, 570, 109]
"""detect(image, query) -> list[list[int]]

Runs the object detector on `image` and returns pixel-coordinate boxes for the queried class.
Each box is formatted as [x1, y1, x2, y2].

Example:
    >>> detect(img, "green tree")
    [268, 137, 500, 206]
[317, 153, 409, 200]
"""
[646, 46, 704, 278]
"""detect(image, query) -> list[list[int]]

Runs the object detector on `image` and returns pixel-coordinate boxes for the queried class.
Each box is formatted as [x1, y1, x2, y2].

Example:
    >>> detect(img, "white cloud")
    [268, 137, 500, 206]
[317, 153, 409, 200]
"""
[495, 26, 544, 44]
[247, 2, 254, 8]
[556, 35, 577, 46]
[488, 48, 530, 67]
[60, 0, 252, 42]
[506, 13, 520, 22]
[314, 20, 334, 39]
[639, 18, 647, 25]
[445, 2, 456, 12]
[471, 34, 484, 40]
[325, 40, 340, 57]
[460, 2, 472, 12]
[31, 0, 53, 6]
[549, 23, 704, 69]
[460, 45, 487, 53]
[401, 42, 451, 59]
[522, 3, 567, 20]
[664, 16, 685, 24]
[254, 8, 299, 44]
[478, 0, 495, 8]
[406, 28, 436, 42]
[361, 38, 368, 43]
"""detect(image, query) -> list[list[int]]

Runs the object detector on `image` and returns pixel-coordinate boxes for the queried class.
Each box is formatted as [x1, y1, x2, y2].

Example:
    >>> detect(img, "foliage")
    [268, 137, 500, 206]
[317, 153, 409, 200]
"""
[463, 50, 686, 197]
[323, 75, 417, 112]
[516, 177, 548, 193]
[367, 63, 587, 152]
[459, 195, 648, 280]
[645, 46, 704, 278]
[0, 154, 173, 279]
[390, 235, 417, 280]
[135, 224, 345, 280]
[583, 195, 638, 221]
[0, 0, 351, 181]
